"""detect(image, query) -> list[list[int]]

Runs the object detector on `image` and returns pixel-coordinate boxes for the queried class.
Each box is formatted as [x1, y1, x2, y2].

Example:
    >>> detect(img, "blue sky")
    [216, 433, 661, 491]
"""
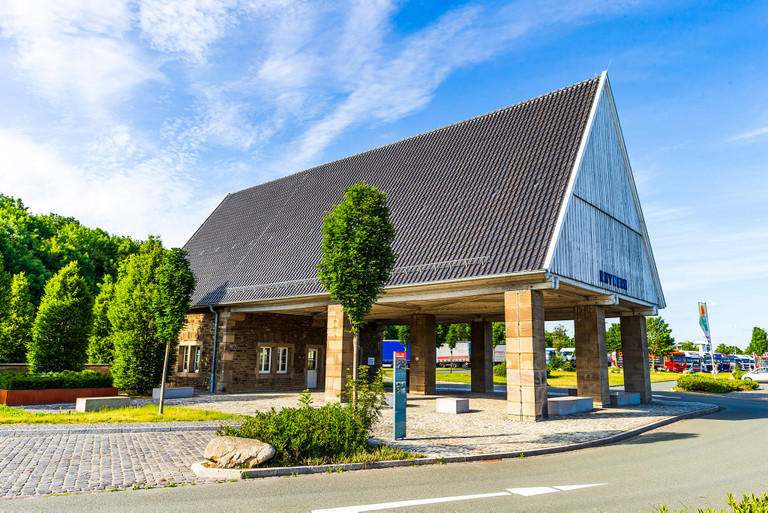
[0, 0, 766, 347]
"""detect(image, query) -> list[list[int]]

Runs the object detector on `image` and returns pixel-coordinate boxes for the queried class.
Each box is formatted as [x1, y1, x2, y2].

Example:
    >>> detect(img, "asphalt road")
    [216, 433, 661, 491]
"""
[6, 383, 767, 512]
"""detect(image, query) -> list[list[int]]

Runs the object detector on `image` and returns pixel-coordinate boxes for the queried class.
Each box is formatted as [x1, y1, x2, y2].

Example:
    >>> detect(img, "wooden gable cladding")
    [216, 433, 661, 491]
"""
[547, 74, 664, 308]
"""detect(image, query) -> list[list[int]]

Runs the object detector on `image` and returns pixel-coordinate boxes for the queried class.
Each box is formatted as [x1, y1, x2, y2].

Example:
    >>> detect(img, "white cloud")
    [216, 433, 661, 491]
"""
[0, 129, 213, 246]
[0, 0, 162, 111]
[729, 126, 768, 142]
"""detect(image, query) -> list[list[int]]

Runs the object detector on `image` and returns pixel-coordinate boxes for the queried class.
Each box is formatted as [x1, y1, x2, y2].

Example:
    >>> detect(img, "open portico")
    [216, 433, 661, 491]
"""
[178, 72, 664, 422]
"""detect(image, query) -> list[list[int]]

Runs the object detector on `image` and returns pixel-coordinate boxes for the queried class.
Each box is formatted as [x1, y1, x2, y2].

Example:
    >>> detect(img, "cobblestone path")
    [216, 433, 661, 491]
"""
[0, 430, 217, 499]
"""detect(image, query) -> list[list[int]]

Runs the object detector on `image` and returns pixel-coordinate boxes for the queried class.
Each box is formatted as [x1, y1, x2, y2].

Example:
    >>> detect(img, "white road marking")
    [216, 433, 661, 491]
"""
[554, 483, 607, 491]
[313, 483, 608, 512]
[312, 492, 510, 513]
[506, 486, 559, 496]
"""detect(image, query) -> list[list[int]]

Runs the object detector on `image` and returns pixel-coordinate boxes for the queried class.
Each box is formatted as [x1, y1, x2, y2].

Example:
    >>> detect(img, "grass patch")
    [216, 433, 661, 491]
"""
[434, 370, 681, 387]
[0, 404, 244, 424]
[303, 444, 424, 466]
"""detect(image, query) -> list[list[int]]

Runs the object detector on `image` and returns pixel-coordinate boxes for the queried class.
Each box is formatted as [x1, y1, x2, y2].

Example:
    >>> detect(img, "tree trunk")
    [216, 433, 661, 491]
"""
[158, 340, 170, 415]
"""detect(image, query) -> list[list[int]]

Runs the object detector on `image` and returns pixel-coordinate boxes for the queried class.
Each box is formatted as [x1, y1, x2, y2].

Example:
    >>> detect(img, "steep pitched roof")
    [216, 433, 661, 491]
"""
[185, 76, 601, 307]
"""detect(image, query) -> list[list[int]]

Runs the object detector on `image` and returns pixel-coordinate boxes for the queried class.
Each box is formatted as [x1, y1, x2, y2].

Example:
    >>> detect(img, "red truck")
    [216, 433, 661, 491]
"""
[665, 351, 688, 373]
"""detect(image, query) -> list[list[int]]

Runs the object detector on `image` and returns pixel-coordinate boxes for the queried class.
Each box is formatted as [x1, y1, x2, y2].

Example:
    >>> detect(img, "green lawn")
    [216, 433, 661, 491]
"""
[433, 369, 690, 387]
[0, 404, 245, 425]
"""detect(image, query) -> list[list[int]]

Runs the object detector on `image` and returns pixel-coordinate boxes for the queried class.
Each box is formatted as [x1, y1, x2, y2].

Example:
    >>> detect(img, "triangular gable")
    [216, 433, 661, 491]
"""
[545, 72, 665, 308]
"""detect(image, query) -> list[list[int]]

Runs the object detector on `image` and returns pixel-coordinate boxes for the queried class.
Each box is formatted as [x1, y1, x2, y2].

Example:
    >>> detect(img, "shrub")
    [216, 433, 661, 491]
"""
[0, 370, 113, 390]
[562, 361, 576, 372]
[218, 366, 386, 466]
[29, 262, 92, 372]
[657, 491, 768, 512]
[676, 374, 759, 393]
[732, 366, 746, 380]
[493, 363, 506, 377]
[547, 355, 564, 371]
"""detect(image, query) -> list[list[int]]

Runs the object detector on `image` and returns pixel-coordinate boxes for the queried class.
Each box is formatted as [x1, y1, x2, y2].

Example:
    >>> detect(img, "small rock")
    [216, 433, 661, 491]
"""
[204, 436, 275, 469]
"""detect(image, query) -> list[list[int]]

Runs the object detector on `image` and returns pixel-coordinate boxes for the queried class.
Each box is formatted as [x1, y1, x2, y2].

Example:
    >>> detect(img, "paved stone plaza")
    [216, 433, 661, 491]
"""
[0, 388, 733, 500]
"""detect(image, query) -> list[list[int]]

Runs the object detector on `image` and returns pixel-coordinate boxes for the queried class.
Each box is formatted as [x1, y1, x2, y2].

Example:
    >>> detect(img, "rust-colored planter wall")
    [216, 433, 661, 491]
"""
[0, 387, 119, 406]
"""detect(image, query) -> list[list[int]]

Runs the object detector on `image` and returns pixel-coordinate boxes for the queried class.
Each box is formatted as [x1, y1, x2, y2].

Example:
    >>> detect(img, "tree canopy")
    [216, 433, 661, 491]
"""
[646, 316, 676, 359]
[28, 261, 93, 372]
[318, 183, 396, 330]
[109, 239, 195, 395]
[746, 327, 767, 355]
[606, 323, 622, 353]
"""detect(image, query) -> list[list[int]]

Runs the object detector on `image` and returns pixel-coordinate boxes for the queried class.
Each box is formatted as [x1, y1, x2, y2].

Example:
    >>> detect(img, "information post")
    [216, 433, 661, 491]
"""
[393, 351, 407, 440]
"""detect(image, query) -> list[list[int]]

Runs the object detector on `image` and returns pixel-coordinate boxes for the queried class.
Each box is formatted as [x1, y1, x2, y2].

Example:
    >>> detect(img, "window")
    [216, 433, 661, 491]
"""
[259, 347, 272, 373]
[277, 347, 289, 374]
[178, 345, 201, 373]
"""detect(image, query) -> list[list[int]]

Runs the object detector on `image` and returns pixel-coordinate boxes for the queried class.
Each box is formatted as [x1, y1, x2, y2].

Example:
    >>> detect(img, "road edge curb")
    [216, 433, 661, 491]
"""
[192, 402, 721, 480]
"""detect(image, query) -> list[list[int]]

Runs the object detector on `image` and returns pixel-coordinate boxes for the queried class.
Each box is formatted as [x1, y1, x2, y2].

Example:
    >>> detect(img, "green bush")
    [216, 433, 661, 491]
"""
[562, 361, 576, 372]
[547, 355, 564, 371]
[493, 363, 506, 377]
[218, 366, 386, 466]
[676, 374, 759, 393]
[0, 370, 113, 390]
[732, 366, 746, 380]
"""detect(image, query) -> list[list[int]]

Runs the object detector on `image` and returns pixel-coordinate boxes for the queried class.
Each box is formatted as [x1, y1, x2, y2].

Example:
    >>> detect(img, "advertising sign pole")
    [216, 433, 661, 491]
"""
[393, 351, 407, 440]
[699, 302, 716, 378]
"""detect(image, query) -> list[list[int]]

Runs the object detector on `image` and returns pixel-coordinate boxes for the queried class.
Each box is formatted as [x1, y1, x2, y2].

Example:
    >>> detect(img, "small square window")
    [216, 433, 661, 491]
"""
[277, 347, 289, 374]
[259, 347, 272, 373]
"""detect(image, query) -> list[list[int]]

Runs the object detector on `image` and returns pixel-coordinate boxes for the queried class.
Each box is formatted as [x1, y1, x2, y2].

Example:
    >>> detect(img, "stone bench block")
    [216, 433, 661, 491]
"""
[76, 396, 130, 412]
[567, 388, 578, 396]
[609, 391, 641, 406]
[547, 396, 593, 416]
[436, 397, 469, 414]
[152, 387, 194, 399]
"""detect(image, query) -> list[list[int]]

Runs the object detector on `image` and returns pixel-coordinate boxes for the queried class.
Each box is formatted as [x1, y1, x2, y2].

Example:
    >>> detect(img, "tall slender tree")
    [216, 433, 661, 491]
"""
[87, 275, 116, 364]
[28, 261, 92, 372]
[0, 272, 35, 362]
[318, 183, 396, 384]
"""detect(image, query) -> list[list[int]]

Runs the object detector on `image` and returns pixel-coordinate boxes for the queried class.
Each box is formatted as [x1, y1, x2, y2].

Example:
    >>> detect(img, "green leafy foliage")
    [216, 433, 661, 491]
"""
[109, 239, 195, 395]
[445, 323, 469, 350]
[715, 343, 742, 355]
[676, 374, 759, 393]
[0, 272, 35, 362]
[493, 362, 506, 377]
[0, 194, 139, 305]
[87, 276, 116, 364]
[492, 322, 505, 347]
[383, 325, 398, 339]
[29, 262, 93, 372]
[647, 317, 676, 360]
[746, 327, 768, 355]
[606, 323, 622, 353]
[0, 370, 112, 390]
[680, 341, 697, 351]
[548, 324, 573, 351]
[561, 360, 576, 372]
[317, 183, 396, 330]
[656, 491, 768, 512]
[547, 355, 564, 371]
[219, 367, 386, 466]
[397, 325, 411, 349]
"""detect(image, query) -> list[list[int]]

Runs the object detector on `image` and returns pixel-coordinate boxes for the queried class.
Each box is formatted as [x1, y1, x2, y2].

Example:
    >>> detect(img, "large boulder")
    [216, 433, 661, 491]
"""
[204, 436, 275, 468]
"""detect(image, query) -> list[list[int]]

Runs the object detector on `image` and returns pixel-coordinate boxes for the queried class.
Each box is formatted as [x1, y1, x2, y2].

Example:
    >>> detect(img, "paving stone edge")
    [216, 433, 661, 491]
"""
[0, 422, 241, 436]
[191, 402, 721, 480]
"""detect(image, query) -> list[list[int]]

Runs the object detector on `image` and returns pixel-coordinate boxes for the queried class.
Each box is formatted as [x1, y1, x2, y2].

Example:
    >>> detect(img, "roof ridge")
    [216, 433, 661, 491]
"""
[230, 74, 603, 197]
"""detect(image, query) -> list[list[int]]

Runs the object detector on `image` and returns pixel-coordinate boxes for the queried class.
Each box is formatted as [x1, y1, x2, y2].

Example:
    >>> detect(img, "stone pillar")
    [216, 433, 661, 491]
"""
[215, 309, 244, 393]
[325, 305, 353, 402]
[574, 305, 610, 407]
[505, 290, 547, 421]
[358, 322, 383, 381]
[470, 321, 494, 393]
[620, 315, 652, 403]
[410, 314, 436, 395]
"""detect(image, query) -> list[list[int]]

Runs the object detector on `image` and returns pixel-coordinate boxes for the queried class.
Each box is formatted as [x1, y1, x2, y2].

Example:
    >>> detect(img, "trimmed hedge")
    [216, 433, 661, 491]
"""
[0, 370, 113, 390]
[676, 374, 759, 393]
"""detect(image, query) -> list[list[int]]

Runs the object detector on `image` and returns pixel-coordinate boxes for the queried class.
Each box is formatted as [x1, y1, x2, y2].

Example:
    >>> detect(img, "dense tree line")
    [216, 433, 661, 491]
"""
[0, 195, 194, 395]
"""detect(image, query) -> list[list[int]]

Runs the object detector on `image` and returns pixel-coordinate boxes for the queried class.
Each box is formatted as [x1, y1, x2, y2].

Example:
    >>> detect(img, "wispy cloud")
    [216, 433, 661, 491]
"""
[729, 126, 768, 142]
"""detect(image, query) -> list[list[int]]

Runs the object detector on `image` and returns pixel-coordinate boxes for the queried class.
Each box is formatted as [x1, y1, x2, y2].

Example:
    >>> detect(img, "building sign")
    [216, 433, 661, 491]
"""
[698, 302, 711, 347]
[393, 351, 407, 440]
[599, 270, 627, 290]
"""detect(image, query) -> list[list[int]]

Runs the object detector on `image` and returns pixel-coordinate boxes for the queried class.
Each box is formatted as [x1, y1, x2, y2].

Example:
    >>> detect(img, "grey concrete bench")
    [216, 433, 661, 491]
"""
[547, 396, 593, 416]
[75, 396, 130, 412]
[436, 397, 469, 414]
[152, 387, 194, 399]
[609, 391, 640, 406]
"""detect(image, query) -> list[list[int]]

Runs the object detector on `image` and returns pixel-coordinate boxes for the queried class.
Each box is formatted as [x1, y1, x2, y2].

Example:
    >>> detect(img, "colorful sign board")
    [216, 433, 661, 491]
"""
[698, 302, 711, 346]
[393, 351, 407, 440]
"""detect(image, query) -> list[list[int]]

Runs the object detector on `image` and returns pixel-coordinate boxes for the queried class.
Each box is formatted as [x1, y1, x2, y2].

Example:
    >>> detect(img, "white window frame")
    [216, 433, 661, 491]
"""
[192, 346, 201, 373]
[259, 347, 272, 374]
[181, 346, 190, 373]
[277, 347, 289, 374]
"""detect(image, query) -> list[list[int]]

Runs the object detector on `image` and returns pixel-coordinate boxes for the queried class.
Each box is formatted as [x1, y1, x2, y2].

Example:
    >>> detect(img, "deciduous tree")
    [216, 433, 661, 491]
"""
[0, 271, 35, 363]
[606, 323, 622, 354]
[87, 275, 116, 364]
[318, 183, 396, 382]
[28, 262, 92, 372]
[646, 316, 676, 368]
[746, 327, 768, 355]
